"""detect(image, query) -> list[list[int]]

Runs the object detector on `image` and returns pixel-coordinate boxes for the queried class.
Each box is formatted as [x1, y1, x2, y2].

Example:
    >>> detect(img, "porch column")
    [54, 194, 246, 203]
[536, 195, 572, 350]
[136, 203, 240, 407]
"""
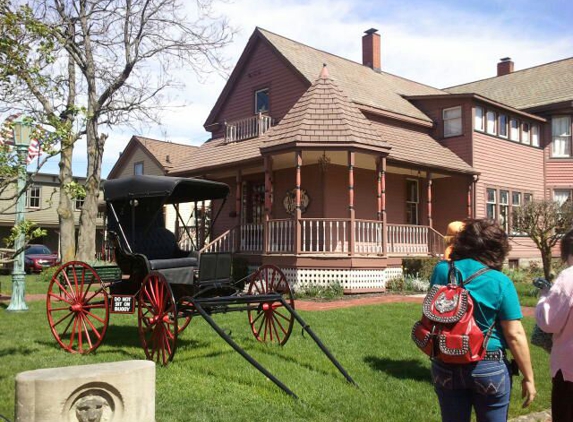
[348, 151, 355, 256]
[200, 201, 206, 247]
[468, 175, 478, 218]
[264, 155, 273, 253]
[381, 157, 387, 255]
[235, 170, 242, 252]
[376, 156, 387, 255]
[427, 172, 433, 229]
[295, 150, 302, 254]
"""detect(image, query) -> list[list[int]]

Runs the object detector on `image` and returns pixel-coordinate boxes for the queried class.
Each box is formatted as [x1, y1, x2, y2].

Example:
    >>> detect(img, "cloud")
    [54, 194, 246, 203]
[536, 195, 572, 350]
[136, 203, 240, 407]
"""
[65, 0, 572, 178]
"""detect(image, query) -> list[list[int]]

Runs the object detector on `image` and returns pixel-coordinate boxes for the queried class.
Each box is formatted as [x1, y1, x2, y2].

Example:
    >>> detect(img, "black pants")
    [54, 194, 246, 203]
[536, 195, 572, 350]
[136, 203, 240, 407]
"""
[552, 370, 573, 422]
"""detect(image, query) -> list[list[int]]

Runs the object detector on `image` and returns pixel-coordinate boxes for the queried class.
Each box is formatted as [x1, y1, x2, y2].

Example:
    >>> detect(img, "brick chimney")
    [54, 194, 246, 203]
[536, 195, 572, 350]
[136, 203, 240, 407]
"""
[362, 28, 381, 72]
[497, 57, 514, 76]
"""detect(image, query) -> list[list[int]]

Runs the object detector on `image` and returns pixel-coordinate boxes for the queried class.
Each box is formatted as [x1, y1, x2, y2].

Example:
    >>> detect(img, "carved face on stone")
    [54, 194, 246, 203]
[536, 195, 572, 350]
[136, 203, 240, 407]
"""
[75, 395, 105, 422]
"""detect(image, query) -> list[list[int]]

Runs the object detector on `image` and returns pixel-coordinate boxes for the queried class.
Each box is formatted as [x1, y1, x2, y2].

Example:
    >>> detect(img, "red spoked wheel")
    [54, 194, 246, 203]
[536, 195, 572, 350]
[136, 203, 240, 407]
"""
[247, 265, 294, 345]
[46, 261, 110, 354]
[138, 272, 178, 366]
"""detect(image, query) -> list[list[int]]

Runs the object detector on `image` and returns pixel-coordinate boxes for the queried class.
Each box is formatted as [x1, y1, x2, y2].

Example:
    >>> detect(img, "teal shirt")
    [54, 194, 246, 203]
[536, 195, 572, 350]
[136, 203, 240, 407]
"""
[430, 258, 523, 351]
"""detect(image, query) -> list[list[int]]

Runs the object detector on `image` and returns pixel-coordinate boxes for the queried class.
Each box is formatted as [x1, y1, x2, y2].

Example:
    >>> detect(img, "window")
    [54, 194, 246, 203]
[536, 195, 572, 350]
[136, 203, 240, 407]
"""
[444, 106, 462, 137]
[75, 197, 84, 211]
[498, 114, 508, 138]
[475, 106, 484, 131]
[531, 125, 540, 147]
[551, 116, 572, 157]
[27, 186, 40, 209]
[499, 190, 509, 232]
[486, 188, 496, 220]
[406, 179, 419, 225]
[254, 88, 269, 114]
[486, 110, 496, 135]
[524, 193, 533, 203]
[509, 118, 519, 141]
[134, 161, 144, 175]
[554, 189, 571, 206]
[511, 192, 521, 234]
[521, 123, 530, 145]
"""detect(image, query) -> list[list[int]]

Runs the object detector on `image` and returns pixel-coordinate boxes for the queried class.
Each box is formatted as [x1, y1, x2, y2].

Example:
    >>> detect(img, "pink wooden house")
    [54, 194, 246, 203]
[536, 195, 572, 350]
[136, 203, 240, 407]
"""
[115, 28, 573, 291]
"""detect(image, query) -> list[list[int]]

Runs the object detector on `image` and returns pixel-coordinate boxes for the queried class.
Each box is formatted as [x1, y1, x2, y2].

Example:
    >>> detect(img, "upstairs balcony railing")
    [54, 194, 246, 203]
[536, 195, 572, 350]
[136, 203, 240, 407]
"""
[225, 113, 273, 143]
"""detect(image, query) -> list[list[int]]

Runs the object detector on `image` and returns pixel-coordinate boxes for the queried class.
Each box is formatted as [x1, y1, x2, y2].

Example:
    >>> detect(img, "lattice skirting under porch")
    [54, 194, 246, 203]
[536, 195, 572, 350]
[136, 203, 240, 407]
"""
[280, 267, 403, 292]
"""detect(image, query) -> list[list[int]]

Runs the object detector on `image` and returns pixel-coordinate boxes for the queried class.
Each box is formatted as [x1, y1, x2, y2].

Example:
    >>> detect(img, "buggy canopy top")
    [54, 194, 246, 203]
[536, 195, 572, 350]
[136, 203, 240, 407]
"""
[103, 175, 230, 204]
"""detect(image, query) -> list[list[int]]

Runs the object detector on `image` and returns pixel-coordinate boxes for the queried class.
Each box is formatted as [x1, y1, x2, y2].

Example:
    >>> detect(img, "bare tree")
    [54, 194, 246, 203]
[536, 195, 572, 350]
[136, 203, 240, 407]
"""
[0, 0, 233, 261]
[512, 199, 573, 280]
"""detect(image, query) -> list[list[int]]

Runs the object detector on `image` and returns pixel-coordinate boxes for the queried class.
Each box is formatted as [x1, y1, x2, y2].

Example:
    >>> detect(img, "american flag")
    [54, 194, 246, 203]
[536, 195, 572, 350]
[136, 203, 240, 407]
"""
[0, 113, 42, 165]
[26, 137, 41, 164]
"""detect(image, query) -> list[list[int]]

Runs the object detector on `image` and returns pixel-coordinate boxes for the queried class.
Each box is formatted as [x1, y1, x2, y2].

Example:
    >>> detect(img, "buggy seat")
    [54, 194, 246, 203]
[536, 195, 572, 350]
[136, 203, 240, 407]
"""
[133, 228, 197, 270]
[110, 228, 198, 286]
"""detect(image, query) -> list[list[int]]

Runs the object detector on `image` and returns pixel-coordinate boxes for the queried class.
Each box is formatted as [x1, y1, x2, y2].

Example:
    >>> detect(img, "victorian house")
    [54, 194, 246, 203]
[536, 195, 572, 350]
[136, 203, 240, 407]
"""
[109, 28, 573, 291]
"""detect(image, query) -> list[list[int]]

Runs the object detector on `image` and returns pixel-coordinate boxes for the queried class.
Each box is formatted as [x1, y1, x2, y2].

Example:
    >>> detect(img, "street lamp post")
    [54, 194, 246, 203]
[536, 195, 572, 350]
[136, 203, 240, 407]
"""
[7, 115, 32, 312]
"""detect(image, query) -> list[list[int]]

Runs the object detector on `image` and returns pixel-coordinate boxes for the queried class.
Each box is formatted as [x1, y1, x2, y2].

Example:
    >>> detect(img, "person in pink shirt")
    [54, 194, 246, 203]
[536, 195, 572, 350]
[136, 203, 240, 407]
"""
[535, 228, 573, 422]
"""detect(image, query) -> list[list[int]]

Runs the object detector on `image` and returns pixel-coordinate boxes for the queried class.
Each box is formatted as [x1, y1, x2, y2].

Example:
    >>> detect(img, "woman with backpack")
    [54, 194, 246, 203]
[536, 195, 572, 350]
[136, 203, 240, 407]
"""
[535, 228, 573, 422]
[428, 219, 536, 422]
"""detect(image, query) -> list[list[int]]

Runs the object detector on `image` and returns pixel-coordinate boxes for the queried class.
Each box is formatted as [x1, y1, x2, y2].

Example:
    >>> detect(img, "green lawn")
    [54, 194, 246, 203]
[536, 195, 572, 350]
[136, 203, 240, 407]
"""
[0, 300, 552, 422]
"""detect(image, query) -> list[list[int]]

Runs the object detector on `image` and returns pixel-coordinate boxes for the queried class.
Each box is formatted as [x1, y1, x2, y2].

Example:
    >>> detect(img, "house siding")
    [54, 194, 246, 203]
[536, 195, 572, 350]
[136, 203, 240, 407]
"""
[473, 132, 544, 217]
[472, 132, 544, 260]
[432, 175, 471, 235]
[114, 148, 164, 178]
[211, 38, 309, 139]
[409, 98, 474, 165]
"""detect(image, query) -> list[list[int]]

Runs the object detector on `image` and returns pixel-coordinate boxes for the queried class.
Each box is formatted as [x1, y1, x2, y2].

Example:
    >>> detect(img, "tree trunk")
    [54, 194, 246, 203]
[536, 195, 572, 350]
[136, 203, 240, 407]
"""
[58, 137, 76, 262]
[76, 120, 105, 262]
[541, 244, 553, 281]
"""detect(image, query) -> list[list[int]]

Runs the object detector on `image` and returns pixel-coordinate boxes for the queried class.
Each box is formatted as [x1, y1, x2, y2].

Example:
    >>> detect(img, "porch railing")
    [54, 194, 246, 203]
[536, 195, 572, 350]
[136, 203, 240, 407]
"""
[267, 219, 294, 253]
[200, 220, 444, 257]
[387, 224, 444, 255]
[301, 218, 350, 253]
[240, 223, 264, 252]
[200, 227, 237, 253]
[354, 220, 384, 255]
[225, 113, 273, 143]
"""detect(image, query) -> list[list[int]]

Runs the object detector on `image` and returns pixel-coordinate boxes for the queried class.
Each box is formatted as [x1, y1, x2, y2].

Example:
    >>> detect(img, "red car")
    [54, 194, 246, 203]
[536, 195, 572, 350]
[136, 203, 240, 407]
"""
[24, 244, 60, 273]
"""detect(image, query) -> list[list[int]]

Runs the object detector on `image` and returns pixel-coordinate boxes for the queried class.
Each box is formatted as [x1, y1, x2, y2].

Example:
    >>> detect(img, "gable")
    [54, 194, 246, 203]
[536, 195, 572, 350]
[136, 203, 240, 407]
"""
[107, 139, 165, 179]
[205, 35, 309, 138]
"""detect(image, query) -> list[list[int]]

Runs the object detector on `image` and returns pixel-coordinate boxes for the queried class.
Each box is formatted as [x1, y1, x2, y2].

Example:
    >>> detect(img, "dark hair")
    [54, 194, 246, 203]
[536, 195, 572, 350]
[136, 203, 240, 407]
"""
[450, 218, 511, 270]
[560, 228, 573, 262]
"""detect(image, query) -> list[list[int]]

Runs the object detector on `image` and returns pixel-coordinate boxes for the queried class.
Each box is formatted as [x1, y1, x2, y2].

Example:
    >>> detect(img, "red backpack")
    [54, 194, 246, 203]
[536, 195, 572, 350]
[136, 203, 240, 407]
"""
[411, 262, 492, 364]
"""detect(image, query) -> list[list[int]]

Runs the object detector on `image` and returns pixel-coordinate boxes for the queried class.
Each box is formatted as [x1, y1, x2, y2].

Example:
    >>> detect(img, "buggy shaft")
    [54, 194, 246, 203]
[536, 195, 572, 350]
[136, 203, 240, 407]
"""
[279, 298, 358, 387]
[190, 299, 299, 399]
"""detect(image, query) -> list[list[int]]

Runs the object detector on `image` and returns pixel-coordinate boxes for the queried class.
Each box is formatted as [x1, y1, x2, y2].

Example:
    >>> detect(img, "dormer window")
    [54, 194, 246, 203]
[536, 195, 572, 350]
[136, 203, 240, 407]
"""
[443, 106, 462, 137]
[255, 88, 269, 114]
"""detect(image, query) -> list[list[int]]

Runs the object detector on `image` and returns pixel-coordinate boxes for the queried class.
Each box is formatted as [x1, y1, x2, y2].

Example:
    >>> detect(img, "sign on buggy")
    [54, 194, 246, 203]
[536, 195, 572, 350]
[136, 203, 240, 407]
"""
[111, 295, 135, 313]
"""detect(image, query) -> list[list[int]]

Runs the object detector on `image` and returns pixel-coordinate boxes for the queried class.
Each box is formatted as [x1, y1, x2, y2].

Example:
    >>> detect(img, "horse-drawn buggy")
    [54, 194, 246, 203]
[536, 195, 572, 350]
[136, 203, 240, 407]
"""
[46, 175, 355, 397]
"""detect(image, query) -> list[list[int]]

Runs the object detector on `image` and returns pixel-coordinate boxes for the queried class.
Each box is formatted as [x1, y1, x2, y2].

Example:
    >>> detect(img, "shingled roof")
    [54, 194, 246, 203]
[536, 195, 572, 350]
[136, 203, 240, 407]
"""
[108, 136, 197, 179]
[445, 57, 573, 110]
[261, 65, 391, 151]
[205, 28, 449, 129]
[170, 65, 475, 176]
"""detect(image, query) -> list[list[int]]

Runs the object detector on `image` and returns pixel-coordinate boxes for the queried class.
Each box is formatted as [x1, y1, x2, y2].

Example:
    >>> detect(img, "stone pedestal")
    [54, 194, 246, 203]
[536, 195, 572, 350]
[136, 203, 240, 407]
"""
[15, 360, 155, 422]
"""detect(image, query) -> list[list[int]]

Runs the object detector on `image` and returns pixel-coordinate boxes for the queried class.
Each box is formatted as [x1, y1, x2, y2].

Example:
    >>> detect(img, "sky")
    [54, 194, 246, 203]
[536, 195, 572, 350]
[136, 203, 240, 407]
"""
[27, 0, 573, 178]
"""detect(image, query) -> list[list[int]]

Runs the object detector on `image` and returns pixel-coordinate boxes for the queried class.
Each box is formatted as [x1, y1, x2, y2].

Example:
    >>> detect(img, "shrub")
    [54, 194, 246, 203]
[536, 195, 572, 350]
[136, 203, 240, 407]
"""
[402, 257, 440, 280]
[294, 282, 343, 300]
[386, 275, 429, 293]
[38, 266, 59, 283]
[404, 276, 430, 292]
[385, 276, 405, 292]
